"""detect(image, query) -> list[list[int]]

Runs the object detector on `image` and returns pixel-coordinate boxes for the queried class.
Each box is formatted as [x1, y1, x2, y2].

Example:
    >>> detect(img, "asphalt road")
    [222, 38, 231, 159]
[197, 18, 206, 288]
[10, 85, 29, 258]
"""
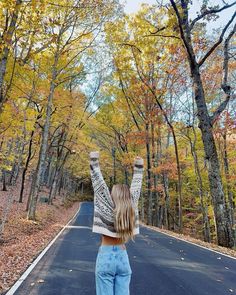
[9, 202, 236, 295]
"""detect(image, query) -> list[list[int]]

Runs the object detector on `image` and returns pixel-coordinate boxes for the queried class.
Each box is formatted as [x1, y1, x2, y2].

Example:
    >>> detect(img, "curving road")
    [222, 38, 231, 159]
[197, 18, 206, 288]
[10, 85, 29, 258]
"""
[7, 202, 236, 295]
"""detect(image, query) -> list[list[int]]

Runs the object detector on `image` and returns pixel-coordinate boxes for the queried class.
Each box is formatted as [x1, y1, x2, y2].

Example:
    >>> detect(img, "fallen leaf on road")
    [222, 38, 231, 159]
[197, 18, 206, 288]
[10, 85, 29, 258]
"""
[37, 279, 45, 283]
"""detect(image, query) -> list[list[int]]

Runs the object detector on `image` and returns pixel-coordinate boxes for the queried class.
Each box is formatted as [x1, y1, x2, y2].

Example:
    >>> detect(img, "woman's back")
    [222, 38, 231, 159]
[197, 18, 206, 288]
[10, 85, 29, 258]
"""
[101, 235, 123, 245]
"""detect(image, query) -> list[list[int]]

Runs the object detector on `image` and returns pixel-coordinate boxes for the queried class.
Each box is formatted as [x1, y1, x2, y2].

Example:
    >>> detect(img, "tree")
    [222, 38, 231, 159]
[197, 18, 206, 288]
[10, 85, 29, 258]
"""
[27, 0, 121, 220]
[169, 0, 236, 247]
[0, 0, 23, 110]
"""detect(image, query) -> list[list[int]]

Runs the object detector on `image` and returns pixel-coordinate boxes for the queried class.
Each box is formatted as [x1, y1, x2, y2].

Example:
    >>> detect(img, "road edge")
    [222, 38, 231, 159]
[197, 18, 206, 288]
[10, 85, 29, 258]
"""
[142, 223, 236, 260]
[5, 202, 82, 295]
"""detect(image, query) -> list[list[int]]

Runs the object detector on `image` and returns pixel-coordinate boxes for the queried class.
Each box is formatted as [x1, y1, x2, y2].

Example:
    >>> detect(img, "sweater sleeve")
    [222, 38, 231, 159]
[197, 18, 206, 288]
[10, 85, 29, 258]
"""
[130, 158, 144, 206]
[90, 155, 114, 215]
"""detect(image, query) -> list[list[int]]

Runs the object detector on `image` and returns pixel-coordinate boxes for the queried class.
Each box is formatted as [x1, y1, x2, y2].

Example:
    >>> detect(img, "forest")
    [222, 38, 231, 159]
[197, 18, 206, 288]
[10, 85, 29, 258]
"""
[0, 0, 235, 257]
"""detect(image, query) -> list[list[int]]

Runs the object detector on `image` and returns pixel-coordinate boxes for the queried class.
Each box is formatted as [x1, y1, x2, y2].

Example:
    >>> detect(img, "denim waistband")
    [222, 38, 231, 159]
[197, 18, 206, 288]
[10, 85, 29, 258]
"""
[99, 244, 126, 252]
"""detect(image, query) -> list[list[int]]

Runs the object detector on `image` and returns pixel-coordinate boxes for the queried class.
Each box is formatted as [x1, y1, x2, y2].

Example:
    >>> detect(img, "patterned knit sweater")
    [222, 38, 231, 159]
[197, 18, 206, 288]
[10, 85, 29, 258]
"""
[90, 155, 144, 238]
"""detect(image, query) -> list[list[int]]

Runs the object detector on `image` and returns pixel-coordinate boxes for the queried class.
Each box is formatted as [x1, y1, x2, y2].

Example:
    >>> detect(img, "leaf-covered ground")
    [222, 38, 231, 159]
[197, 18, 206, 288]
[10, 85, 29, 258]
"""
[0, 189, 80, 294]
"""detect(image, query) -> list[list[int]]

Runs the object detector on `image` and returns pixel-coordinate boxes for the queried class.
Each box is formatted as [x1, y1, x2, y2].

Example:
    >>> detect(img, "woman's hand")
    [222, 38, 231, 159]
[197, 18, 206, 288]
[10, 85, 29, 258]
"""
[134, 156, 144, 166]
[90, 151, 99, 159]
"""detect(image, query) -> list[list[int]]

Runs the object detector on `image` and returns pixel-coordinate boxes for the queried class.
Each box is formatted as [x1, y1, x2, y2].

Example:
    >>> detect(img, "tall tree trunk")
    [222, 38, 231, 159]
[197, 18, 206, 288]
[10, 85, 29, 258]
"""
[46, 156, 54, 188]
[0, 193, 14, 239]
[163, 172, 170, 229]
[19, 129, 35, 203]
[170, 0, 234, 247]
[27, 56, 58, 220]
[169, 124, 183, 232]
[124, 168, 129, 185]
[162, 129, 171, 230]
[151, 122, 160, 226]
[145, 122, 153, 225]
[2, 170, 7, 191]
[0, 0, 22, 111]
[58, 173, 64, 196]
[222, 132, 235, 227]
[193, 69, 233, 247]
[9, 139, 24, 185]
[0, 135, 13, 188]
[48, 168, 59, 205]
[188, 126, 211, 242]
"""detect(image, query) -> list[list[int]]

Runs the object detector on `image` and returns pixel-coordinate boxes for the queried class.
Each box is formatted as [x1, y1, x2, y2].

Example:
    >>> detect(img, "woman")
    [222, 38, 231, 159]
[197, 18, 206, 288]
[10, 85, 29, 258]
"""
[90, 151, 144, 295]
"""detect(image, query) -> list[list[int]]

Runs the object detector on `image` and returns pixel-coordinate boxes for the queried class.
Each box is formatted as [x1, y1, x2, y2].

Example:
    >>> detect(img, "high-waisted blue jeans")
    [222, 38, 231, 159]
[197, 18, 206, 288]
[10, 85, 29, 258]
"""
[95, 245, 132, 295]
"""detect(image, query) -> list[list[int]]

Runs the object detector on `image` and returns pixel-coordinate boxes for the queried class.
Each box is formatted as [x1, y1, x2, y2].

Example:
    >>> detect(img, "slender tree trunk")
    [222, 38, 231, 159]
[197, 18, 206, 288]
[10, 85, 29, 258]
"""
[0, 0, 23, 111]
[9, 140, 24, 185]
[222, 132, 235, 227]
[48, 168, 59, 205]
[124, 168, 129, 185]
[151, 95, 183, 231]
[151, 122, 160, 226]
[169, 124, 183, 232]
[188, 126, 211, 242]
[58, 173, 64, 195]
[46, 156, 55, 188]
[2, 171, 7, 191]
[163, 172, 170, 229]
[26, 172, 35, 211]
[0, 193, 14, 239]
[145, 122, 153, 225]
[19, 130, 35, 203]
[161, 129, 171, 230]
[27, 56, 58, 220]
[111, 147, 116, 184]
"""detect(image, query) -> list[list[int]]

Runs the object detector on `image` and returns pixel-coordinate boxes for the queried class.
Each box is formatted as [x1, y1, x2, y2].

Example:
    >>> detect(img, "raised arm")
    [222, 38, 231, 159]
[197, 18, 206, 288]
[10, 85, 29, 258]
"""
[90, 151, 114, 210]
[130, 156, 144, 206]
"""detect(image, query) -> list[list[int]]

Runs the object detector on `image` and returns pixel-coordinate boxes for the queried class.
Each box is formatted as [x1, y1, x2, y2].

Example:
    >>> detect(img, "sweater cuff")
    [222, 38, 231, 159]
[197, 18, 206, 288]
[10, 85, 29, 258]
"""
[90, 158, 99, 172]
[134, 165, 144, 171]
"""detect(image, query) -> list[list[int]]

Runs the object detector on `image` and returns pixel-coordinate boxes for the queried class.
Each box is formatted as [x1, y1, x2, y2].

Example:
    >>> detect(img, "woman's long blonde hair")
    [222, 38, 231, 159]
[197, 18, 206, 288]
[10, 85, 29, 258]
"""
[111, 184, 135, 243]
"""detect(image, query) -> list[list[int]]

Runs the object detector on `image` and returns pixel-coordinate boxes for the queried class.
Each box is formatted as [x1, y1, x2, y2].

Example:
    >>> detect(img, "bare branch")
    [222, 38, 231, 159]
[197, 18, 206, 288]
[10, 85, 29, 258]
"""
[198, 10, 236, 67]
[222, 23, 236, 87]
[210, 23, 236, 124]
[144, 33, 180, 39]
[120, 43, 142, 53]
[149, 26, 166, 34]
[210, 96, 231, 124]
[190, 1, 236, 30]
[116, 68, 141, 131]
[170, 0, 195, 64]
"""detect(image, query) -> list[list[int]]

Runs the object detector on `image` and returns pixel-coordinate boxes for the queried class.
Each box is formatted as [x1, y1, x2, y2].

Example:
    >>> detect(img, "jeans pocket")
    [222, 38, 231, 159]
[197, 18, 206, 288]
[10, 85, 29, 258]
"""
[96, 252, 114, 274]
[117, 252, 132, 275]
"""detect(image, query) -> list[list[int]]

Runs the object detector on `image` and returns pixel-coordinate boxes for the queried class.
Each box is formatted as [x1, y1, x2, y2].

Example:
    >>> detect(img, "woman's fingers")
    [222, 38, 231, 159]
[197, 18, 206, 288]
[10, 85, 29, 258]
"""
[90, 151, 99, 159]
[134, 156, 144, 165]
